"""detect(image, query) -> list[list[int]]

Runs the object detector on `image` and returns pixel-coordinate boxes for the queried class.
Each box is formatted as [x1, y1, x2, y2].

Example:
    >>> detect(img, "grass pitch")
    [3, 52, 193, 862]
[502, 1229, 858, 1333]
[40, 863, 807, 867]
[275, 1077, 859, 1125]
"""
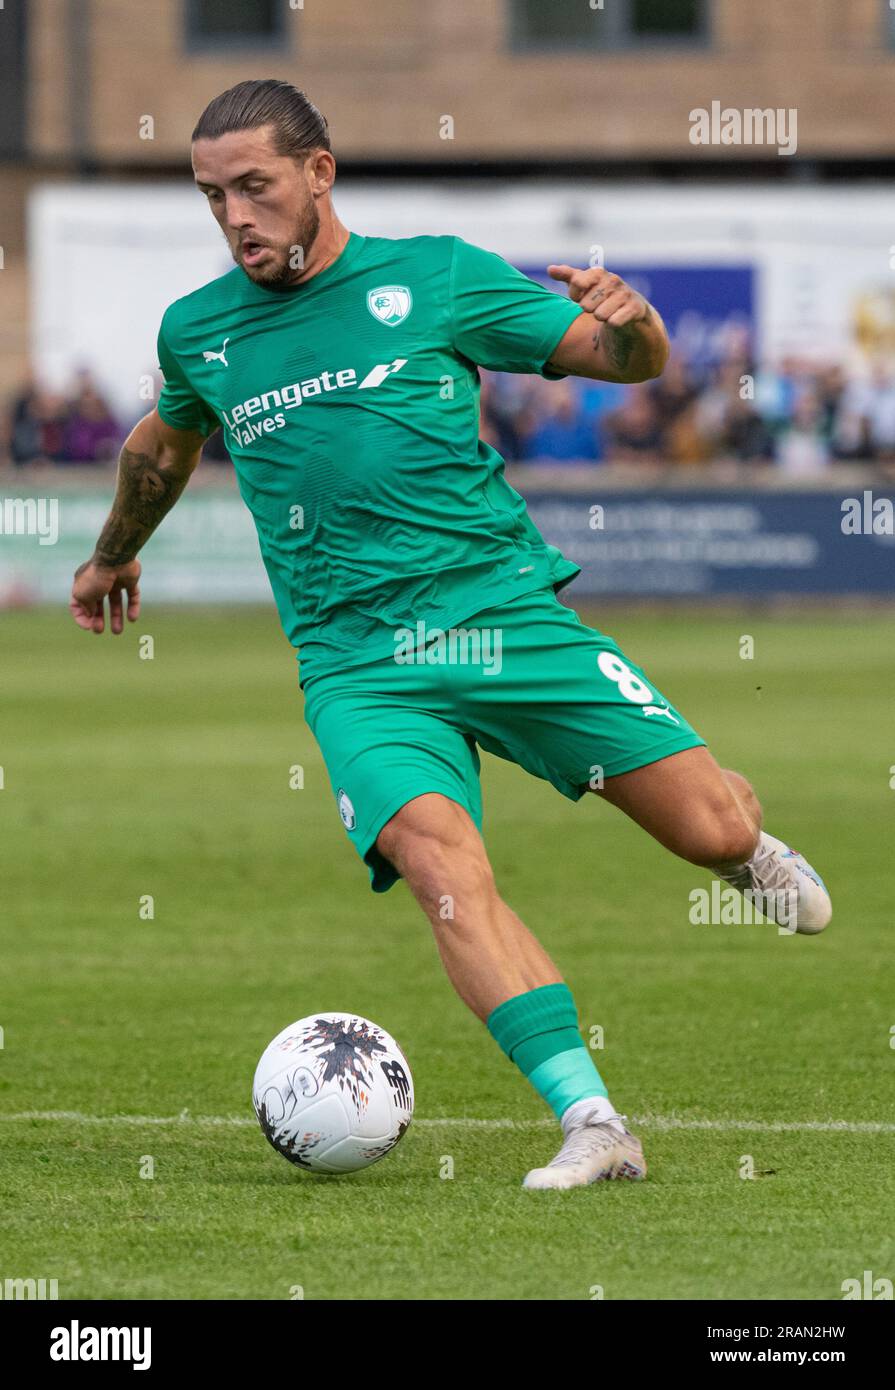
[1, 603, 893, 1300]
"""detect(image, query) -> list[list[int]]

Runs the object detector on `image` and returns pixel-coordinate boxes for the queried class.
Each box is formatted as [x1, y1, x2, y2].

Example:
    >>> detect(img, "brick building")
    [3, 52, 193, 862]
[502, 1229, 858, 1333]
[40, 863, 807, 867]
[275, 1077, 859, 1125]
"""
[2, 0, 894, 387]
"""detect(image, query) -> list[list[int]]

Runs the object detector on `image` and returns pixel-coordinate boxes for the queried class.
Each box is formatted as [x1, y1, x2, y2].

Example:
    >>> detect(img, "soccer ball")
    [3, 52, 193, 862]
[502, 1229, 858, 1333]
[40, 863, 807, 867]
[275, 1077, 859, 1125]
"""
[252, 1012, 414, 1173]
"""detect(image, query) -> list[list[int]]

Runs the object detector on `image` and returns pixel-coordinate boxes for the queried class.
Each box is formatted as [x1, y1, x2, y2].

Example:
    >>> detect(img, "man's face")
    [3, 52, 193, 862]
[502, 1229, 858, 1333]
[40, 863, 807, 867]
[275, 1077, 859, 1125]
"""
[192, 126, 322, 287]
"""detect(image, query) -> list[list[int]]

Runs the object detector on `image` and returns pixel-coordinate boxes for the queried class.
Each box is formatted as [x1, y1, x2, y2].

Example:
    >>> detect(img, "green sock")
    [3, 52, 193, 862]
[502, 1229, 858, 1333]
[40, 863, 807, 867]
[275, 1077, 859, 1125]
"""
[486, 982, 608, 1119]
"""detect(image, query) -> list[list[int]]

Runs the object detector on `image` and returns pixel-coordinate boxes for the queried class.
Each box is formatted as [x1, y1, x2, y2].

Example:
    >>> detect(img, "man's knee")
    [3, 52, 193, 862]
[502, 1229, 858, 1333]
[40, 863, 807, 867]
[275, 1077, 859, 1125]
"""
[681, 783, 760, 869]
[721, 767, 762, 829]
[689, 819, 758, 869]
[376, 793, 496, 907]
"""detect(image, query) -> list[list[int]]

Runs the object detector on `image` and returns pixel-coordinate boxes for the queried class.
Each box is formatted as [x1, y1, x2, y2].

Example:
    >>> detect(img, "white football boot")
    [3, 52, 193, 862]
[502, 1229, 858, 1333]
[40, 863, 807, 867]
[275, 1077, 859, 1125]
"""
[717, 831, 832, 935]
[523, 1108, 647, 1190]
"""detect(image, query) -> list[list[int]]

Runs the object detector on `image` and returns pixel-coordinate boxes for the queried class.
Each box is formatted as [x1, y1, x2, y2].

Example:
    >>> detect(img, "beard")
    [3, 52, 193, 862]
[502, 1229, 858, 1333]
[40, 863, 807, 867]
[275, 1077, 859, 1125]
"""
[233, 200, 321, 288]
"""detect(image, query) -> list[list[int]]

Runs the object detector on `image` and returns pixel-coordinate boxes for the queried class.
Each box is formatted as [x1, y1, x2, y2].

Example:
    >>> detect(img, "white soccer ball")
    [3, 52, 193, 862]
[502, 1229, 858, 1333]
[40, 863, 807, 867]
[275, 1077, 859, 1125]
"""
[252, 1012, 414, 1173]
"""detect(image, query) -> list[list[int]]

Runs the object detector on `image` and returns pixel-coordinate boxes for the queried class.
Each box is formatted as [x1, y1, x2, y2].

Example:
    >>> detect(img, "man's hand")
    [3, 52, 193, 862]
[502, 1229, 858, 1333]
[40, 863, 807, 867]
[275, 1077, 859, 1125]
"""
[70, 558, 141, 635]
[545, 264, 669, 383]
[548, 264, 650, 328]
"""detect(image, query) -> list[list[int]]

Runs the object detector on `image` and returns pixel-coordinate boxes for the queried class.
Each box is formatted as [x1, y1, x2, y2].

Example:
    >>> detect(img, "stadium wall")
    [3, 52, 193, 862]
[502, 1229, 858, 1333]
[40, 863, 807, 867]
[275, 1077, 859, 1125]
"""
[2, 474, 893, 605]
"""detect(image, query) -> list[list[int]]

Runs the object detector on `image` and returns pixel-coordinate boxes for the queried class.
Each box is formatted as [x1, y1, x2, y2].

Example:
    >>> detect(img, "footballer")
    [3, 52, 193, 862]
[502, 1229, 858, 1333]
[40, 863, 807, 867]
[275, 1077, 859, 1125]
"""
[70, 80, 832, 1189]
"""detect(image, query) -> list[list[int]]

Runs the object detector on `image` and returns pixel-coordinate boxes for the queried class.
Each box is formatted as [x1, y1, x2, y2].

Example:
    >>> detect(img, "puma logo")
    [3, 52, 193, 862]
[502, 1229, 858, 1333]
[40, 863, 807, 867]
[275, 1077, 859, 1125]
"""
[643, 704, 680, 724]
[202, 337, 230, 366]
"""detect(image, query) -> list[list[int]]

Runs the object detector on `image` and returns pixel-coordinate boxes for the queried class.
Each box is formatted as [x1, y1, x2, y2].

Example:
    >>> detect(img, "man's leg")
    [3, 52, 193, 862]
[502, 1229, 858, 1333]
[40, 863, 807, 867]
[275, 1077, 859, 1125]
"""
[593, 746, 760, 869]
[592, 745, 830, 933]
[376, 791, 560, 1019]
[376, 792, 647, 1189]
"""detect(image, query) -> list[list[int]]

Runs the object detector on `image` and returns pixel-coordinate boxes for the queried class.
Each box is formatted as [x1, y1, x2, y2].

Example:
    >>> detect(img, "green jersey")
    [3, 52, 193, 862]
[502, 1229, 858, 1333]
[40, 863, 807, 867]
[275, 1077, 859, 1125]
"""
[156, 232, 583, 678]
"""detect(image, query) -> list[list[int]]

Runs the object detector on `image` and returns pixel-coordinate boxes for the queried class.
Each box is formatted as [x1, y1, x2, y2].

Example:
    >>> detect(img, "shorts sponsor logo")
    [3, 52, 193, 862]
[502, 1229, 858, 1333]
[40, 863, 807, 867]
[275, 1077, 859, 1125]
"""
[337, 789, 356, 830]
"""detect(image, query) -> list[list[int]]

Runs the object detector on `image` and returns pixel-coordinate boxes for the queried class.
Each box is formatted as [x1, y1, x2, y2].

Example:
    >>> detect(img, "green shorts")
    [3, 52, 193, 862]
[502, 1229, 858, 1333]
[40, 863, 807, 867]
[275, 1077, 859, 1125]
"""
[302, 588, 704, 892]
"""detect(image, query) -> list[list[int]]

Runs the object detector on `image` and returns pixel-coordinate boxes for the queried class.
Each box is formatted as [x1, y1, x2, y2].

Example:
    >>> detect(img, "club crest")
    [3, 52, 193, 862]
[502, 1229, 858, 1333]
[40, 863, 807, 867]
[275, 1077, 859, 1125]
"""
[337, 789, 357, 830]
[366, 285, 413, 326]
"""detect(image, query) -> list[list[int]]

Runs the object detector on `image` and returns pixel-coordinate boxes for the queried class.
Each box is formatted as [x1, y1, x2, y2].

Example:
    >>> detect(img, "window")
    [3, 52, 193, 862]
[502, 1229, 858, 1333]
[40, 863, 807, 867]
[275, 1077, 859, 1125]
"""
[509, 0, 708, 51]
[631, 0, 705, 39]
[185, 0, 285, 50]
[0, 0, 27, 156]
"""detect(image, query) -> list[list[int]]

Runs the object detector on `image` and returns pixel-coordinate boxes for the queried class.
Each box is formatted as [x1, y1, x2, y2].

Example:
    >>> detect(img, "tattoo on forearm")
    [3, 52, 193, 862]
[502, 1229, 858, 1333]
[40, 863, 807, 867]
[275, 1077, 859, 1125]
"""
[599, 324, 638, 372]
[92, 447, 190, 567]
[593, 303, 654, 375]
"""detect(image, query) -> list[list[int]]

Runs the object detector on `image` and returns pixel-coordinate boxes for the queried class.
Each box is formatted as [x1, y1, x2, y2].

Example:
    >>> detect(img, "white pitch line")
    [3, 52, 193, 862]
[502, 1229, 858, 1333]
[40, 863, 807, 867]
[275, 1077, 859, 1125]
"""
[0, 1110, 893, 1134]
[632, 1115, 895, 1135]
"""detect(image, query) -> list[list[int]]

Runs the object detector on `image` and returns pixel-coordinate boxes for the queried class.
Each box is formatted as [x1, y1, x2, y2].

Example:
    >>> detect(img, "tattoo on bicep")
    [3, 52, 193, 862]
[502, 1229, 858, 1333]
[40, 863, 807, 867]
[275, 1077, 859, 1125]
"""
[93, 447, 188, 566]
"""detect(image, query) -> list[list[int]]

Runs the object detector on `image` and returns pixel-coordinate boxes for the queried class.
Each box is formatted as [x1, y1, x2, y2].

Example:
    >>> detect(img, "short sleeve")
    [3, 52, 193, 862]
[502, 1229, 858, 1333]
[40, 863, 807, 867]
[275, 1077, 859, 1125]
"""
[156, 312, 220, 437]
[449, 237, 582, 378]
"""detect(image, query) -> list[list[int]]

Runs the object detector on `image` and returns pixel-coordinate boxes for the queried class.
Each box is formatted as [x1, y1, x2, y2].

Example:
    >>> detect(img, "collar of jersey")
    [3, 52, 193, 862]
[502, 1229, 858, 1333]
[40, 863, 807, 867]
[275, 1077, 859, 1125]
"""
[238, 231, 365, 298]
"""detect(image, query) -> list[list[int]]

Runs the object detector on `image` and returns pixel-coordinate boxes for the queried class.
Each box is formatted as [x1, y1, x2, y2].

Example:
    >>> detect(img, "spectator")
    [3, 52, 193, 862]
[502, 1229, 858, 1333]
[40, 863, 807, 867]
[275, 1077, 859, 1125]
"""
[754, 358, 799, 428]
[61, 372, 121, 463]
[863, 363, 895, 463]
[602, 385, 664, 460]
[521, 379, 598, 462]
[33, 389, 69, 463]
[830, 374, 872, 460]
[693, 359, 743, 454]
[8, 374, 45, 465]
[649, 354, 699, 425]
[816, 364, 847, 435]
[775, 390, 831, 476]
[579, 377, 627, 456]
[481, 370, 537, 461]
[647, 354, 709, 463]
[721, 395, 775, 463]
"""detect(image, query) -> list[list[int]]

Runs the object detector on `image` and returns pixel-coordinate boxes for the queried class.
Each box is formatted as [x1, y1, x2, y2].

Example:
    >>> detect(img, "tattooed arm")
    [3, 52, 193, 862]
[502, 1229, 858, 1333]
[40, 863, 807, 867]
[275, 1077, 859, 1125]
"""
[544, 264, 669, 384]
[70, 409, 206, 634]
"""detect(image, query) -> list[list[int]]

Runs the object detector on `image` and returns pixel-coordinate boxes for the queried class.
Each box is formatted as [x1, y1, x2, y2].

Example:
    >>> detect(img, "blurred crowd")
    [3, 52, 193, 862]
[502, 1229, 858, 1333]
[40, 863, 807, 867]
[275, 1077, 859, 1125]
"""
[480, 351, 895, 474]
[4, 369, 123, 467]
[4, 349, 895, 474]
[1, 369, 231, 467]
